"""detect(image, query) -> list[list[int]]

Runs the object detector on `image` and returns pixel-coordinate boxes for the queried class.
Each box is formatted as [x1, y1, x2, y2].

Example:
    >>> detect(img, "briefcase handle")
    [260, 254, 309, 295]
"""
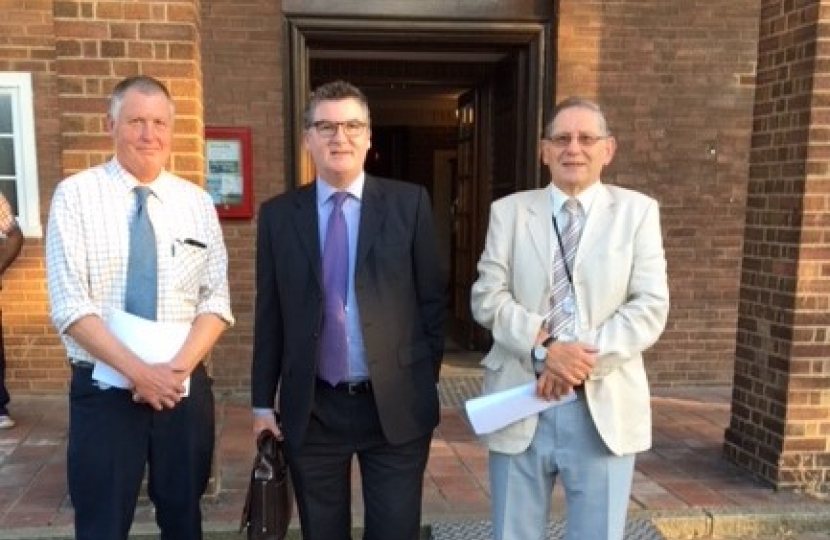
[240, 425, 293, 540]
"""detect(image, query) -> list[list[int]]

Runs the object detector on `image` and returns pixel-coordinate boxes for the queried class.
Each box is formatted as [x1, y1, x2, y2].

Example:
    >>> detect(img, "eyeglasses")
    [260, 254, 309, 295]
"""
[545, 133, 610, 148]
[310, 120, 368, 138]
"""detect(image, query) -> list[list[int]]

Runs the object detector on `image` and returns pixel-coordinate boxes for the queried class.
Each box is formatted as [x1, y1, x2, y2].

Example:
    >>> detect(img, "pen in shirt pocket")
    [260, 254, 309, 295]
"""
[172, 237, 207, 256]
[183, 238, 207, 249]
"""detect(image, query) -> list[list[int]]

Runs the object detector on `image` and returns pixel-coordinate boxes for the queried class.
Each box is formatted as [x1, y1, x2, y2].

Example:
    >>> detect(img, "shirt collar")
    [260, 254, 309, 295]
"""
[548, 181, 600, 216]
[316, 173, 365, 206]
[107, 158, 173, 202]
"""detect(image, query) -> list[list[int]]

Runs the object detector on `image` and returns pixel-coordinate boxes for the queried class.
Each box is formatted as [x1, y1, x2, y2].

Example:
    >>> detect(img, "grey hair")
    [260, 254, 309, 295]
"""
[544, 97, 610, 138]
[108, 75, 174, 121]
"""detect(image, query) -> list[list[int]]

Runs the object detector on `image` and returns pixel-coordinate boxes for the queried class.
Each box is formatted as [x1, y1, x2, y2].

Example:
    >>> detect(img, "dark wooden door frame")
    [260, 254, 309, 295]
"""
[283, 15, 553, 351]
[282, 17, 552, 190]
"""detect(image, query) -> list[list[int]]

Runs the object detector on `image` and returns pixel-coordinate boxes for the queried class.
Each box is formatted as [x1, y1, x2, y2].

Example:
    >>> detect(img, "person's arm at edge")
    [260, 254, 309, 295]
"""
[0, 224, 24, 276]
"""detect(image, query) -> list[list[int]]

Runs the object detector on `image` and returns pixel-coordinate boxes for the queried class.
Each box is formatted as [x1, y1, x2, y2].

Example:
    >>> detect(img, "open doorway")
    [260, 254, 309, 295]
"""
[284, 17, 552, 350]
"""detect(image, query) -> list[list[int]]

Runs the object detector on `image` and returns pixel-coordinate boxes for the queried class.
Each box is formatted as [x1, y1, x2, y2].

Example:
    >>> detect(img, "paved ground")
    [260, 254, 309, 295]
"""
[0, 350, 828, 539]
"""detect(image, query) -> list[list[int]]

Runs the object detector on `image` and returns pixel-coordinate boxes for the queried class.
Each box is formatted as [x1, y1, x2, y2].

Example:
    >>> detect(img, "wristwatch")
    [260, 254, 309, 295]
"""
[531, 335, 557, 362]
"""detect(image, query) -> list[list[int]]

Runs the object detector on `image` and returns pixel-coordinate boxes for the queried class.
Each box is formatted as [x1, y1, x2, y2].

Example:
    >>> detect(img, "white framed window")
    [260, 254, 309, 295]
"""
[0, 72, 42, 237]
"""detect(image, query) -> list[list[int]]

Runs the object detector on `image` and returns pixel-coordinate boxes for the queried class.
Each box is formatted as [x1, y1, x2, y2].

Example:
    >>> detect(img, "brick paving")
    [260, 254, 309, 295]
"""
[0, 351, 828, 539]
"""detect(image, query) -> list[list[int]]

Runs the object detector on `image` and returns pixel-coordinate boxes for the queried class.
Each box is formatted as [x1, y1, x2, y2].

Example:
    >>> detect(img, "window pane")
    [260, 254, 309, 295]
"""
[0, 180, 18, 215]
[0, 95, 11, 133]
[0, 138, 14, 176]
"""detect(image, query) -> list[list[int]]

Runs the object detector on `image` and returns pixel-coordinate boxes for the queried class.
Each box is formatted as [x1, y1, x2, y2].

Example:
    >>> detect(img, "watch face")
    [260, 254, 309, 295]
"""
[533, 346, 547, 362]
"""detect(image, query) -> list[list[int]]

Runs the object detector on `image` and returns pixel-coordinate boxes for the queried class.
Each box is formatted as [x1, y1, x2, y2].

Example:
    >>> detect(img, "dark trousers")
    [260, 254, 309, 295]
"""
[285, 381, 432, 540]
[0, 311, 9, 415]
[67, 363, 215, 540]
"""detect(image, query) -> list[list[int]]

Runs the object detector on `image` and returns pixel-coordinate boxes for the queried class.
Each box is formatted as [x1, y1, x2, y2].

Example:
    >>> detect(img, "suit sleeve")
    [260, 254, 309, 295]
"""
[251, 201, 284, 409]
[470, 199, 547, 358]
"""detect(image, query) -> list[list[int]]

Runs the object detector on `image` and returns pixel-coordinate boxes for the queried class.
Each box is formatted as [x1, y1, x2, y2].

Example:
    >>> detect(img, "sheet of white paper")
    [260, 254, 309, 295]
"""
[464, 382, 577, 435]
[93, 308, 192, 395]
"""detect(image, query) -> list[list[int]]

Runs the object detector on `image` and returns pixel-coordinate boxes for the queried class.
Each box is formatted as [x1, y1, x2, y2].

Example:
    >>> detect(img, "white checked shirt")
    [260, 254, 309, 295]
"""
[46, 159, 234, 364]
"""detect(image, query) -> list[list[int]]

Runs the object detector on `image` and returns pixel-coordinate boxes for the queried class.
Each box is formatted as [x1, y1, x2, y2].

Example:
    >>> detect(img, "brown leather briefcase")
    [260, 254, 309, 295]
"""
[239, 429, 293, 540]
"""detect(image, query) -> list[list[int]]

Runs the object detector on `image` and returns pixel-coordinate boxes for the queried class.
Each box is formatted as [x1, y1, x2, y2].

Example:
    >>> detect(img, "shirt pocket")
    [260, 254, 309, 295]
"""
[173, 240, 209, 297]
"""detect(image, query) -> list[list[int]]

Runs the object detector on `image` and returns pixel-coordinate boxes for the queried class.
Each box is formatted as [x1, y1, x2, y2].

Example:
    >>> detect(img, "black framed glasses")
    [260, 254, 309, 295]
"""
[545, 133, 610, 148]
[311, 120, 368, 138]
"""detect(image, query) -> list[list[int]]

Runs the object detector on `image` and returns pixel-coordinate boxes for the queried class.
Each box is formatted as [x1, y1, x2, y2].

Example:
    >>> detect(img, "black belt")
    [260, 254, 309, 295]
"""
[316, 378, 372, 395]
[69, 358, 95, 369]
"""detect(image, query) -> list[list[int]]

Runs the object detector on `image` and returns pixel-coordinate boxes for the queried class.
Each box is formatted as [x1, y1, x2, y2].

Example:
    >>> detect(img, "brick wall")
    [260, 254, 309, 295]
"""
[556, 0, 760, 386]
[201, 0, 284, 393]
[0, 1, 63, 393]
[0, 0, 772, 395]
[724, 0, 830, 490]
[54, 0, 203, 178]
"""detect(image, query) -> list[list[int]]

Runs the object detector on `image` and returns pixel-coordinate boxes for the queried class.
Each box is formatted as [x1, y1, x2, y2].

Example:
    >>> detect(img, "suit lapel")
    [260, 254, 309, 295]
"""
[291, 184, 323, 286]
[577, 184, 614, 265]
[356, 176, 386, 271]
[525, 190, 553, 273]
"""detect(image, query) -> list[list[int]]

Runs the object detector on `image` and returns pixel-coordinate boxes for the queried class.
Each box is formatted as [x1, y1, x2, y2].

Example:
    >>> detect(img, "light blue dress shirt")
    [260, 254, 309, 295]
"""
[317, 177, 370, 382]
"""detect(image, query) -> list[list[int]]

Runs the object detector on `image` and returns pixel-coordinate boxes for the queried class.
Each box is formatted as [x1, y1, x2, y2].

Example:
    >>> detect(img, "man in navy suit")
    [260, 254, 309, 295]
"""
[251, 80, 447, 540]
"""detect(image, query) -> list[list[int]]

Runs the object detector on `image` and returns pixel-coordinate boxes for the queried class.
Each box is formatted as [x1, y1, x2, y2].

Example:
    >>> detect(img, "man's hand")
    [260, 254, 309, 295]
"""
[535, 341, 597, 400]
[130, 363, 187, 410]
[252, 412, 283, 441]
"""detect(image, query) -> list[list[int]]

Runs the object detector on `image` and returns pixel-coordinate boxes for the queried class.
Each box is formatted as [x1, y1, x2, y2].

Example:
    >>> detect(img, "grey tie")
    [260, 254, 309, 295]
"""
[548, 198, 582, 339]
[124, 186, 158, 320]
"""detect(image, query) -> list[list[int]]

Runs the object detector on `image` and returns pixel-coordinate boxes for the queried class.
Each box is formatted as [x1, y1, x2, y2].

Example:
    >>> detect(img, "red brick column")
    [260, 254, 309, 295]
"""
[725, 0, 830, 492]
[54, 0, 204, 184]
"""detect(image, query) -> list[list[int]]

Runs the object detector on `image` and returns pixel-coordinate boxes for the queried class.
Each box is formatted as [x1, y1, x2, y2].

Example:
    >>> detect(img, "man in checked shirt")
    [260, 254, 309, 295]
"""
[45, 75, 234, 540]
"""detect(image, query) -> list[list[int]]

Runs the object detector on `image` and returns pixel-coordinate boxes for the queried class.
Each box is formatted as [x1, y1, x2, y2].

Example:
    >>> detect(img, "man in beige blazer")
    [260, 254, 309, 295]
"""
[471, 97, 669, 540]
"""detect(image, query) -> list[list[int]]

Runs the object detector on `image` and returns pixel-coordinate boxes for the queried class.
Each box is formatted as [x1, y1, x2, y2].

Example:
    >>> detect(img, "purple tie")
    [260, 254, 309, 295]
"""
[318, 191, 349, 386]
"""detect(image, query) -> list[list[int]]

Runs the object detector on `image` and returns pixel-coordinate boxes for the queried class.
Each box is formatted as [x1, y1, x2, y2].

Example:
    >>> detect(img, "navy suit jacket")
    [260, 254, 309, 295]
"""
[252, 175, 447, 451]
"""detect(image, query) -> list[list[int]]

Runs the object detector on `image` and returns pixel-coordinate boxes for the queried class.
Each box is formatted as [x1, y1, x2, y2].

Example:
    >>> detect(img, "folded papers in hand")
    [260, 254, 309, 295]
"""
[464, 382, 576, 435]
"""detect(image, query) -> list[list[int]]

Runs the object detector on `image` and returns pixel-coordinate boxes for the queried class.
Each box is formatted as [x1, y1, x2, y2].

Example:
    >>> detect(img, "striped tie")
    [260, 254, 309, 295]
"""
[548, 198, 582, 340]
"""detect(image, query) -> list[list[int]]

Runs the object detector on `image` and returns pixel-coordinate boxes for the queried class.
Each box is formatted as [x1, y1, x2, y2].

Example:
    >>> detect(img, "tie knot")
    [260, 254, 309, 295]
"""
[135, 186, 152, 206]
[564, 198, 580, 215]
[331, 191, 348, 210]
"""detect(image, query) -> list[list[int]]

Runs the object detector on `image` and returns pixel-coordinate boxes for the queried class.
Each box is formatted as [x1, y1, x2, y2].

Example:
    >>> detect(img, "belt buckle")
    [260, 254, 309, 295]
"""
[70, 359, 94, 369]
[346, 381, 370, 395]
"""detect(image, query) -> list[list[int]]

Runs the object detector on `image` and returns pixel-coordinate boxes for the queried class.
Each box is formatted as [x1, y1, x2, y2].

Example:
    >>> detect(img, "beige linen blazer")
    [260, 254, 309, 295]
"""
[470, 183, 669, 456]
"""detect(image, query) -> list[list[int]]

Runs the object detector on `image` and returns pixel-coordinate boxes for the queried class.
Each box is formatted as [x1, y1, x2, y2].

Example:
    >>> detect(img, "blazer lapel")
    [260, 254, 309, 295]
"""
[577, 184, 614, 265]
[525, 190, 553, 273]
[291, 184, 323, 286]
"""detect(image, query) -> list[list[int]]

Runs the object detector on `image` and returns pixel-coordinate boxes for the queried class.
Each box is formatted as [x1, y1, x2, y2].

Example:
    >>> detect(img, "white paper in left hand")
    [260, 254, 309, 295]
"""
[464, 382, 576, 435]
[93, 308, 192, 395]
